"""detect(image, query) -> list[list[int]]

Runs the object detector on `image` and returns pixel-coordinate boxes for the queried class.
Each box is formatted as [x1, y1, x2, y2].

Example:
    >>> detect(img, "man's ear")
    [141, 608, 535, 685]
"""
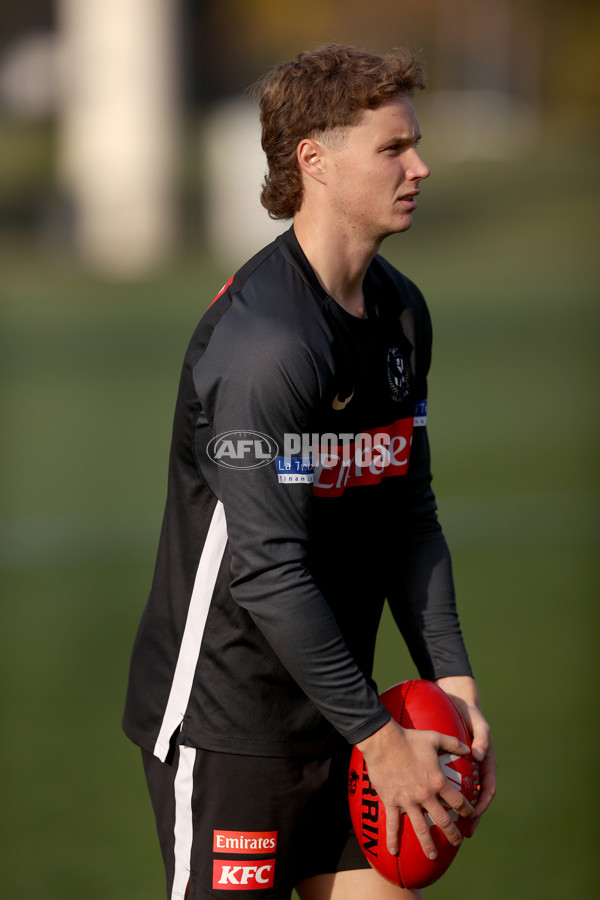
[297, 138, 328, 186]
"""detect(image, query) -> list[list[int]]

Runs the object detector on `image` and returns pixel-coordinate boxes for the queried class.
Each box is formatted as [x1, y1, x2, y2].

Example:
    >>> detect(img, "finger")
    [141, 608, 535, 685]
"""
[469, 711, 492, 763]
[405, 806, 439, 860]
[385, 804, 401, 857]
[473, 750, 497, 818]
[424, 800, 463, 848]
[463, 748, 497, 838]
[461, 796, 488, 838]
[471, 738, 489, 763]
[439, 783, 475, 820]
[461, 814, 480, 838]
[436, 732, 470, 757]
[475, 781, 496, 818]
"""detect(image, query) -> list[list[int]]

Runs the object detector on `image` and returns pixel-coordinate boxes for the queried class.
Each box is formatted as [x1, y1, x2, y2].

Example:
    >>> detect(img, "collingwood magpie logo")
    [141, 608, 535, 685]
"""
[387, 347, 411, 402]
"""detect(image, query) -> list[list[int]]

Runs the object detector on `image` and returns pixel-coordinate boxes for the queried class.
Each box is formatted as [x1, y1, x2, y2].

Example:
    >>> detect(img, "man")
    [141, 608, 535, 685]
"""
[124, 44, 496, 900]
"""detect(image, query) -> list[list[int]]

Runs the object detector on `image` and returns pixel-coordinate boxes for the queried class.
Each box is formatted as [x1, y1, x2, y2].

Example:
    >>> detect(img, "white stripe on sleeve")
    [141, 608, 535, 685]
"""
[153, 500, 227, 761]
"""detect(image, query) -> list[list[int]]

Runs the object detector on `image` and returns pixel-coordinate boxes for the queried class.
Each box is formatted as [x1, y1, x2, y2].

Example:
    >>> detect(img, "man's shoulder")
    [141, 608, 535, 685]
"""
[230, 230, 289, 294]
[185, 229, 333, 381]
[211, 228, 315, 310]
[219, 231, 329, 343]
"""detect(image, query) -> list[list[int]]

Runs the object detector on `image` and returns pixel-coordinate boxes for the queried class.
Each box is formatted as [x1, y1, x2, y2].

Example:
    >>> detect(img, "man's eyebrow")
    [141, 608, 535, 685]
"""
[380, 132, 422, 147]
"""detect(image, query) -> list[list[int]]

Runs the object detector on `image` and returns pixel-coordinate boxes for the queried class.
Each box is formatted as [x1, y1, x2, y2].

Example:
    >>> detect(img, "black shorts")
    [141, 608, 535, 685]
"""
[141, 736, 370, 899]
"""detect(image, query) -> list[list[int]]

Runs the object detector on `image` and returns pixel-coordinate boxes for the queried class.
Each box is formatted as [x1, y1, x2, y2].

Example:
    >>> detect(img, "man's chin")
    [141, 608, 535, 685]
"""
[396, 213, 414, 233]
[381, 217, 414, 240]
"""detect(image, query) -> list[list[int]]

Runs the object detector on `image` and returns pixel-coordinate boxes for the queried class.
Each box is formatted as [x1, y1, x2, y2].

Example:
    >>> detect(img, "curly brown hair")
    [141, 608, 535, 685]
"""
[252, 44, 426, 220]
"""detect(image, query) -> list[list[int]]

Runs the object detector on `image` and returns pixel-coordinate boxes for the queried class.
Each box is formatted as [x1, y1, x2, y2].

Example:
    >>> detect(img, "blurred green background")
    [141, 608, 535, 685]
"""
[1, 2, 598, 898]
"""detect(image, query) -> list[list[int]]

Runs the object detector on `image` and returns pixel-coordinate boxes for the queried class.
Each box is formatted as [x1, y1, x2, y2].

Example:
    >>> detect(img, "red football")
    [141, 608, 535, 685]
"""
[348, 680, 479, 889]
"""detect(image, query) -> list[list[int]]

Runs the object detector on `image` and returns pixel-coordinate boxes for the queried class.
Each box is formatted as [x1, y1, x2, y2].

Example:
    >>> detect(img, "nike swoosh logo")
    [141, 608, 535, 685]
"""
[332, 389, 354, 411]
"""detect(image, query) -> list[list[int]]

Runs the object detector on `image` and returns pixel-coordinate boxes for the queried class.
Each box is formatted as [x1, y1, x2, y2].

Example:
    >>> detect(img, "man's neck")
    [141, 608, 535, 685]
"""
[293, 210, 381, 318]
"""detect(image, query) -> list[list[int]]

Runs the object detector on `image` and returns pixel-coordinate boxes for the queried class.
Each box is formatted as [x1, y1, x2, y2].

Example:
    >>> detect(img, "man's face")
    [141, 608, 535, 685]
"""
[323, 95, 430, 243]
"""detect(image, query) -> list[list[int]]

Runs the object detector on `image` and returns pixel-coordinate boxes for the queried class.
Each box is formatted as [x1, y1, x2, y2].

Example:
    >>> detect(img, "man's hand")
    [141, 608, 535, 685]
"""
[356, 718, 475, 860]
[435, 675, 497, 837]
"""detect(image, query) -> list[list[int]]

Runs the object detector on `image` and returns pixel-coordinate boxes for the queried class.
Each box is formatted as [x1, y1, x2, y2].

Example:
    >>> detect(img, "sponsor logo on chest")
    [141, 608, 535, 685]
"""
[310, 417, 414, 497]
[275, 417, 414, 496]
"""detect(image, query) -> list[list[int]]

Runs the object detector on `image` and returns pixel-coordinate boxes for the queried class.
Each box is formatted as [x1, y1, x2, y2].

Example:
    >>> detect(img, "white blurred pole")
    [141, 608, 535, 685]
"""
[58, 0, 178, 277]
[205, 99, 289, 267]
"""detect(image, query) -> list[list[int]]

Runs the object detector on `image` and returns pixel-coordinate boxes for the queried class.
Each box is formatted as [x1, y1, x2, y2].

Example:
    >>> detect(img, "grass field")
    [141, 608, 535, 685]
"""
[1, 127, 598, 898]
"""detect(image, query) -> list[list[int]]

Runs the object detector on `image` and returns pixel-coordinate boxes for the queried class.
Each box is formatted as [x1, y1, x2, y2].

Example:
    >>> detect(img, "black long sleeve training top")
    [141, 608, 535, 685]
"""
[123, 226, 472, 762]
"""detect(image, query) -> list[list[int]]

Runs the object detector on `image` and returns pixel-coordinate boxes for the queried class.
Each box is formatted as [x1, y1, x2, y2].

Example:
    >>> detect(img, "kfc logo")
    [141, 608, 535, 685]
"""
[212, 859, 276, 890]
